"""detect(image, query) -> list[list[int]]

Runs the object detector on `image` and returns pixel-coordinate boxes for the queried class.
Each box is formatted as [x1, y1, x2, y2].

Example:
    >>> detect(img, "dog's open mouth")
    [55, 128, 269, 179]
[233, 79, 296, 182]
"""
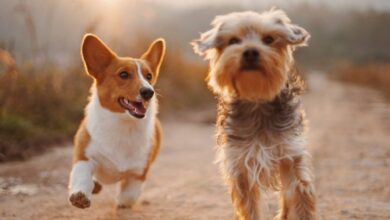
[118, 97, 147, 119]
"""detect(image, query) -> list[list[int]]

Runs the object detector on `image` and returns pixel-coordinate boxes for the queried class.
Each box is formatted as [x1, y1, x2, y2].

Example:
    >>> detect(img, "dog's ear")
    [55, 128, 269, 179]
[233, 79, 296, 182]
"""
[282, 23, 310, 46]
[141, 38, 166, 77]
[266, 9, 310, 47]
[191, 26, 220, 57]
[81, 34, 116, 80]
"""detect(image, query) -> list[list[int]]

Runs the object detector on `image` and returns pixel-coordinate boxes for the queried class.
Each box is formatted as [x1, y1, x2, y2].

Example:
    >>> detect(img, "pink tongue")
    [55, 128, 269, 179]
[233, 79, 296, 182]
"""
[133, 102, 146, 114]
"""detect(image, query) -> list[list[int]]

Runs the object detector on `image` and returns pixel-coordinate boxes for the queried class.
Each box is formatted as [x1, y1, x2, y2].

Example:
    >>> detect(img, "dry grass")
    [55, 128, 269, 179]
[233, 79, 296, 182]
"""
[330, 62, 390, 99]
[0, 60, 91, 161]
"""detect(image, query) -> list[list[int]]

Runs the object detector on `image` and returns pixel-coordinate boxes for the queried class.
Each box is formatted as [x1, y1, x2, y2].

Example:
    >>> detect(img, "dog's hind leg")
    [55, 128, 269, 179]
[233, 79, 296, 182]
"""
[116, 177, 144, 209]
[278, 155, 316, 220]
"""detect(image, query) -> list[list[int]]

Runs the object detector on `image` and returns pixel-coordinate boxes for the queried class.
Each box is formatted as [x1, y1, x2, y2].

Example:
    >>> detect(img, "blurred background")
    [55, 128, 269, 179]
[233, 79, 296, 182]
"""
[0, 0, 389, 161]
[0, 1, 390, 219]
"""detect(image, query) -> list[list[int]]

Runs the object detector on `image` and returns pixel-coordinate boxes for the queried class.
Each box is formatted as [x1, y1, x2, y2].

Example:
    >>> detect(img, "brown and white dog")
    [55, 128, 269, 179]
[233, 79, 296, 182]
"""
[69, 34, 165, 209]
[192, 9, 316, 220]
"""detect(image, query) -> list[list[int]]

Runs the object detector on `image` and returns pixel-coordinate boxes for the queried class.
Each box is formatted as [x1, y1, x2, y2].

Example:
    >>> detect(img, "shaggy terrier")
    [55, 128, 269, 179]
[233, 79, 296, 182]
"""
[192, 9, 317, 220]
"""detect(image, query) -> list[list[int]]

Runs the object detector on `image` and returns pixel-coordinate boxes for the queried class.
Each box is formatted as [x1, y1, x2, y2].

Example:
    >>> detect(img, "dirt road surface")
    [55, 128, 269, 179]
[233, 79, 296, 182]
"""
[0, 73, 389, 220]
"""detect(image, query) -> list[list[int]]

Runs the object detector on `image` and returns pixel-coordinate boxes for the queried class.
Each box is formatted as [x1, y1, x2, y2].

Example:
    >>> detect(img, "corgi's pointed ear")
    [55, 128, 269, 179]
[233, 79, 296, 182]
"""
[141, 38, 166, 75]
[81, 34, 116, 80]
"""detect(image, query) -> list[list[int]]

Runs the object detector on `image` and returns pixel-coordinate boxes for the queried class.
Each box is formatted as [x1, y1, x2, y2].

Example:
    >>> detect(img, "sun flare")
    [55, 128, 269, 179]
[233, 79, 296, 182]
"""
[98, 0, 122, 10]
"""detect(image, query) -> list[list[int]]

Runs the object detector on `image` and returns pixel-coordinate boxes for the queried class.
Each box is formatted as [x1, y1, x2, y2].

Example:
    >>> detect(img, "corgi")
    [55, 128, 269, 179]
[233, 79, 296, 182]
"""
[68, 34, 165, 209]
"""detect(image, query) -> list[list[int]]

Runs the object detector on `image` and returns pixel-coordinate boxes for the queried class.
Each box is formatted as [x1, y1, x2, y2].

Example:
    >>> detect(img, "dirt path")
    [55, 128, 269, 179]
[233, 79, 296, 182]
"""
[0, 73, 389, 220]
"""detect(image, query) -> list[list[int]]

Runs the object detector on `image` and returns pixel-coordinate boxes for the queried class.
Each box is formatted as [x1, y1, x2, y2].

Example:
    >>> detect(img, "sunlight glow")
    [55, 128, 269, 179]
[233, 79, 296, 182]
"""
[98, 0, 122, 10]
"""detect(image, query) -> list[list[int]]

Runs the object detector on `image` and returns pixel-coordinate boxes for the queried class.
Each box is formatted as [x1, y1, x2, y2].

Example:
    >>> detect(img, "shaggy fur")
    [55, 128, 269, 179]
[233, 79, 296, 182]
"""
[193, 9, 316, 220]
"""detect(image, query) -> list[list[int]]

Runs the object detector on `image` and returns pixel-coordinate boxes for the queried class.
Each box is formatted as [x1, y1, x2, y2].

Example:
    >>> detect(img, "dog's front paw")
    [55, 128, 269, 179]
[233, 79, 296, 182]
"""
[69, 191, 91, 209]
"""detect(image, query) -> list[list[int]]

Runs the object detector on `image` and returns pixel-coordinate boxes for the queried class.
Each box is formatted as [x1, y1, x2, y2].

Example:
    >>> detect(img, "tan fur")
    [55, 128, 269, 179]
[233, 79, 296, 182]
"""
[141, 118, 162, 180]
[147, 118, 162, 171]
[81, 35, 163, 113]
[208, 24, 291, 101]
[278, 156, 316, 220]
[193, 9, 316, 220]
[229, 165, 261, 220]
[193, 10, 309, 102]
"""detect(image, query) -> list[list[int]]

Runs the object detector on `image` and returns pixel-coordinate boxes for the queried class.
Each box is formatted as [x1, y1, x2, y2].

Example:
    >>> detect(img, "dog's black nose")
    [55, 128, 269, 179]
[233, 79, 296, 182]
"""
[140, 87, 154, 101]
[243, 48, 259, 63]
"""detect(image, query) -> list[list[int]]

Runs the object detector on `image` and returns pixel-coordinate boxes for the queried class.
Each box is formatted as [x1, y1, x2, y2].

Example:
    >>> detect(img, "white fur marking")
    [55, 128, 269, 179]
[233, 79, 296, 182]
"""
[217, 135, 308, 190]
[85, 87, 156, 183]
[136, 61, 152, 90]
[69, 160, 95, 199]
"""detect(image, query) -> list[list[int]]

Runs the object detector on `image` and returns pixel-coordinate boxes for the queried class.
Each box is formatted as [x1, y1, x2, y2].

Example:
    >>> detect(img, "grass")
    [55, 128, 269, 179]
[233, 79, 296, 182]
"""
[0, 60, 91, 161]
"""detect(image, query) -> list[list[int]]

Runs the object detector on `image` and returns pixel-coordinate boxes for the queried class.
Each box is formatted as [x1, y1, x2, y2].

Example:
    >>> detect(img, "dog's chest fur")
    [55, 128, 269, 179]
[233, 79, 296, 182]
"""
[84, 88, 156, 182]
[216, 74, 306, 188]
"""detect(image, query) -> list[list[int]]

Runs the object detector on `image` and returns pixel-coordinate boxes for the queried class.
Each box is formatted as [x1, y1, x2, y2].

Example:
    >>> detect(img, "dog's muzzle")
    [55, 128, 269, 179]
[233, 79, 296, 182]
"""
[241, 48, 260, 70]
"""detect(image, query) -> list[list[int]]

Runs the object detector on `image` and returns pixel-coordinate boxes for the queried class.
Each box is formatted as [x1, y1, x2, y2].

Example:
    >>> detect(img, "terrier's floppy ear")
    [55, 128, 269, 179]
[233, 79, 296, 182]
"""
[192, 14, 228, 57]
[81, 34, 116, 80]
[141, 38, 166, 76]
[266, 9, 310, 47]
[191, 26, 220, 57]
[282, 23, 310, 46]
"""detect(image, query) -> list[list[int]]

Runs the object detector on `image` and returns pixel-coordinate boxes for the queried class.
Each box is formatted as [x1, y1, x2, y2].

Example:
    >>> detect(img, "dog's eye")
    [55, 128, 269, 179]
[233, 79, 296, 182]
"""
[228, 37, 241, 45]
[119, 71, 129, 79]
[263, 35, 274, 45]
[146, 73, 152, 81]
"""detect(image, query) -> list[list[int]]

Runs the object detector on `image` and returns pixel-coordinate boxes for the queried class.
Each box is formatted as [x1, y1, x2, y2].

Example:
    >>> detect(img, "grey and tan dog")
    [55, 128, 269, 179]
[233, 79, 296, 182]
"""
[192, 9, 316, 220]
